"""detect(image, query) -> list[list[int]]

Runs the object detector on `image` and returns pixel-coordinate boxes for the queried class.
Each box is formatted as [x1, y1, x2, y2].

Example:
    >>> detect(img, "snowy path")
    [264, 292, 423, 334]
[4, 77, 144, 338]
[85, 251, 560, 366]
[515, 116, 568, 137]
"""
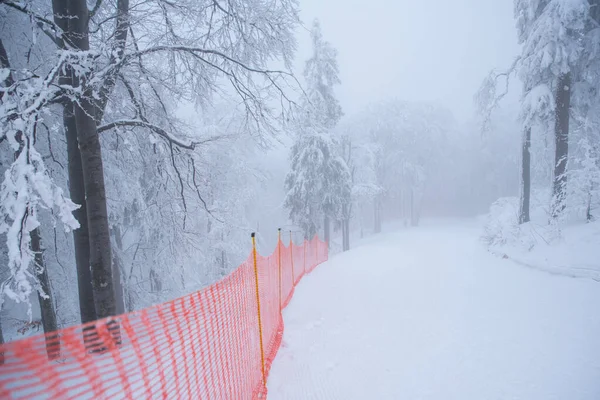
[267, 221, 600, 400]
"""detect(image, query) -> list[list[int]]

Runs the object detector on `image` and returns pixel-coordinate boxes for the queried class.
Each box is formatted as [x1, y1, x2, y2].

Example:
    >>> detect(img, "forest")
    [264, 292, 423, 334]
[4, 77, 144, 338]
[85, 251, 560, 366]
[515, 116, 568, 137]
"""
[0, 0, 598, 355]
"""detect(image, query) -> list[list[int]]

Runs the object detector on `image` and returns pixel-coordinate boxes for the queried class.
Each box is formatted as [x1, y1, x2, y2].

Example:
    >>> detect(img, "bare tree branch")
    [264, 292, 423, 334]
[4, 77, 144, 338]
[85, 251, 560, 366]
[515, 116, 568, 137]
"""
[94, 0, 130, 124]
[97, 120, 197, 149]
[475, 56, 521, 133]
[97, 119, 228, 149]
[89, 0, 104, 20]
[124, 45, 296, 78]
[190, 157, 223, 222]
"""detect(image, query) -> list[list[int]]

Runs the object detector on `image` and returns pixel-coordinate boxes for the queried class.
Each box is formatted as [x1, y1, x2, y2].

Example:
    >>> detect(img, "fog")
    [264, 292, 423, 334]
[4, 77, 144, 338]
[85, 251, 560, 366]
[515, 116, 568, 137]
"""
[295, 0, 520, 122]
[1, 0, 599, 364]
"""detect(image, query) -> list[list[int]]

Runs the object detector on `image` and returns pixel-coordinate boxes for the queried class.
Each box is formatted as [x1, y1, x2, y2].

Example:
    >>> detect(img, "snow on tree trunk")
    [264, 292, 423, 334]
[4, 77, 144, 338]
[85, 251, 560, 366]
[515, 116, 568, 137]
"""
[552, 72, 571, 219]
[519, 127, 531, 224]
[31, 228, 60, 360]
[110, 225, 126, 315]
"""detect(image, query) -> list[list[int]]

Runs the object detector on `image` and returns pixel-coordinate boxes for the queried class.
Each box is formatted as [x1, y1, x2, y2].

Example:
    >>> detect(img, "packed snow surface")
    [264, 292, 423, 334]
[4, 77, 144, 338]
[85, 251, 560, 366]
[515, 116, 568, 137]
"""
[267, 220, 600, 399]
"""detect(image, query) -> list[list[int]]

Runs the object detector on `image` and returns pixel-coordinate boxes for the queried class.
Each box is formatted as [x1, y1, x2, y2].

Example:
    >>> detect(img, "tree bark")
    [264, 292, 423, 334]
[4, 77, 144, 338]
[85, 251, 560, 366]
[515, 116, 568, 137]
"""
[31, 229, 60, 360]
[586, 179, 594, 222]
[0, 40, 8, 360]
[68, 0, 117, 320]
[342, 218, 350, 251]
[65, 103, 98, 322]
[342, 221, 346, 251]
[590, 0, 600, 25]
[519, 128, 531, 224]
[110, 226, 126, 315]
[342, 219, 346, 251]
[52, 0, 97, 325]
[587, 143, 599, 222]
[552, 72, 571, 219]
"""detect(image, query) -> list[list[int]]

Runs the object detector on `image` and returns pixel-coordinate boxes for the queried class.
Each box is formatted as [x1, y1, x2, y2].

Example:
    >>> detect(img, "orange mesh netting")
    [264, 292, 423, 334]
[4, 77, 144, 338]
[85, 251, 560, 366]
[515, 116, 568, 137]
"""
[0, 235, 328, 399]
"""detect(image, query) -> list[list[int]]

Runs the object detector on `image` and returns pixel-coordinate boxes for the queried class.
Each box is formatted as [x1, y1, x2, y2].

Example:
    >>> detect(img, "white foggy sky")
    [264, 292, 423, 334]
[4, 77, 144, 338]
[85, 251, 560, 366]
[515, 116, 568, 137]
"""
[294, 0, 521, 123]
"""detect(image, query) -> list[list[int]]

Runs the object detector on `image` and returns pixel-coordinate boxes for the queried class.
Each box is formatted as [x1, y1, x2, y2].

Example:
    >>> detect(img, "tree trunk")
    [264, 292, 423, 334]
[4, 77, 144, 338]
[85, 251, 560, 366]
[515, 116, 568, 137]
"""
[399, 189, 404, 220]
[590, 0, 600, 25]
[110, 226, 126, 315]
[65, 102, 99, 322]
[519, 128, 531, 224]
[324, 215, 330, 247]
[346, 219, 350, 250]
[341, 202, 350, 251]
[342, 221, 346, 251]
[552, 72, 571, 219]
[410, 188, 419, 227]
[31, 229, 60, 360]
[68, 0, 117, 320]
[587, 141, 598, 222]
[342, 218, 350, 251]
[52, 0, 97, 325]
[341, 221, 345, 251]
[587, 183, 594, 222]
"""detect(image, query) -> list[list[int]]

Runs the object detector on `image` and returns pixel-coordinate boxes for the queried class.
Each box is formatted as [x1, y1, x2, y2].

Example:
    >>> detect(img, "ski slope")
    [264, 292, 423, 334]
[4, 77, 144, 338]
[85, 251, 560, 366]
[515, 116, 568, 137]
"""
[267, 220, 600, 399]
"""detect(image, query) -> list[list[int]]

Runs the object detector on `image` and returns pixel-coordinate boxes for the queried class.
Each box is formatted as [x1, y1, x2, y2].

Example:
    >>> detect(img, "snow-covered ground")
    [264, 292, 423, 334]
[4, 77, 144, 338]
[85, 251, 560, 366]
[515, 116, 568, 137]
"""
[267, 219, 600, 399]
[491, 219, 600, 282]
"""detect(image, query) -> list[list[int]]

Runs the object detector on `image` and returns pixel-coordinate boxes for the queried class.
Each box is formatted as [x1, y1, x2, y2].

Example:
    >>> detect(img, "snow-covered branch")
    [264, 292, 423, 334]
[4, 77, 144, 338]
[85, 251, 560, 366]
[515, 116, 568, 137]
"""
[97, 120, 224, 150]
[0, 40, 79, 313]
[475, 56, 520, 133]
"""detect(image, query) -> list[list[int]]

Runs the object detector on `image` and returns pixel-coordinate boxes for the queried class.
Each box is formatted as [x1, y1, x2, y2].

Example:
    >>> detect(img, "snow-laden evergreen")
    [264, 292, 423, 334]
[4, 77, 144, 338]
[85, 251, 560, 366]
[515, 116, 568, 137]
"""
[285, 20, 351, 241]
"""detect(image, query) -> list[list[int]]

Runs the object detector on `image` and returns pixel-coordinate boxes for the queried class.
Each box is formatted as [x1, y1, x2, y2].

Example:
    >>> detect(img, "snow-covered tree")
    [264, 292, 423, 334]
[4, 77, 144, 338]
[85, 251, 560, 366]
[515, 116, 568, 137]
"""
[571, 2, 600, 221]
[285, 20, 351, 243]
[285, 130, 351, 239]
[478, 0, 600, 225]
[335, 115, 381, 247]
[351, 100, 453, 228]
[302, 20, 343, 130]
[0, 38, 79, 317]
[0, 0, 302, 325]
[515, 0, 591, 219]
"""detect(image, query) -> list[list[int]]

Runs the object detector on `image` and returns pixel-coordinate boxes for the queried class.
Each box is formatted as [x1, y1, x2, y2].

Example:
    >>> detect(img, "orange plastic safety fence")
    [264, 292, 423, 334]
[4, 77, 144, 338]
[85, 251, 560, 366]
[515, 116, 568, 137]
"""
[0, 235, 328, 399]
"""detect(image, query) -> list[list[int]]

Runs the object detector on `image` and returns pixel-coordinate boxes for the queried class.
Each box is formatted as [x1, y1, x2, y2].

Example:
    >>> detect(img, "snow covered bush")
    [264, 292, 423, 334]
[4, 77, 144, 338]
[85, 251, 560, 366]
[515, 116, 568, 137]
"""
[482, 197, 536, 251]
[482, 197, 520, 247]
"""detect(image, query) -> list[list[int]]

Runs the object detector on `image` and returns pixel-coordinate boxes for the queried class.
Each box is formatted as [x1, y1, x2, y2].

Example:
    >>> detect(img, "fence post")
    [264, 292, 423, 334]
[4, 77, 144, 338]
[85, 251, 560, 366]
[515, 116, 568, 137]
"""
[251, 232, 266, 387]
[277, 228, 282, 311]
[289, 230, 294, 286]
